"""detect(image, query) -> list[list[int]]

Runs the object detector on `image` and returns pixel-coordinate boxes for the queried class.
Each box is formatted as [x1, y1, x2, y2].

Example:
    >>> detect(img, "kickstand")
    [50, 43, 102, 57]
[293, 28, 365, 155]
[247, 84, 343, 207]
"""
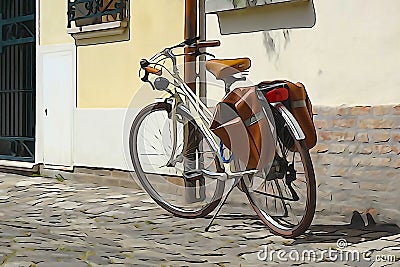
[205, 176, 241, 232]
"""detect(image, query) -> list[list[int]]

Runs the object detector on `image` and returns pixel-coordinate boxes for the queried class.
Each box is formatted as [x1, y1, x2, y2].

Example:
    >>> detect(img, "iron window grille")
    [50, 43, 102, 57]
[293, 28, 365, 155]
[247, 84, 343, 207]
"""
[67, 0, 127, 28]
[0, 1, 36, 162]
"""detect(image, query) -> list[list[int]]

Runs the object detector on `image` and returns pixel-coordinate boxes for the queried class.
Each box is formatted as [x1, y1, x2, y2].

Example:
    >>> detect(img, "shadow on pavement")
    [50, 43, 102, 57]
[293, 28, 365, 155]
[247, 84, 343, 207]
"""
[204, 211, 400, 244]
[294, 211, 400, 244]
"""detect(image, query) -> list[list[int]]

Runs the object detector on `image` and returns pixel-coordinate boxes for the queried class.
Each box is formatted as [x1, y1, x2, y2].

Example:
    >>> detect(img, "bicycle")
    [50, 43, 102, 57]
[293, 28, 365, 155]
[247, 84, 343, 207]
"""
[129, 37, 316, 238]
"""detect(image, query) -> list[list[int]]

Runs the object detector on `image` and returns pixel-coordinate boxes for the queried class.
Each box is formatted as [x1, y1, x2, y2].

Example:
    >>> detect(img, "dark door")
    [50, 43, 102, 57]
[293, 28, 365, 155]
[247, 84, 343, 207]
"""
[0, 0, 36, 162]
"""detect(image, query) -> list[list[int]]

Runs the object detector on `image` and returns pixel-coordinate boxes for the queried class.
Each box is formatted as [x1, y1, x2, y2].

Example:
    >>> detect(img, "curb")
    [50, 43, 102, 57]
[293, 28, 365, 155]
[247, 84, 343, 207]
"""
[40, 167, 141, 190]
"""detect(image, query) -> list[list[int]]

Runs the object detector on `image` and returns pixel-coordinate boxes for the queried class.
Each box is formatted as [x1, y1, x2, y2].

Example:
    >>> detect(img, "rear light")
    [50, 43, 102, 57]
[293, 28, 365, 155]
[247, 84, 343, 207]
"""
[265, 88, 289, 103]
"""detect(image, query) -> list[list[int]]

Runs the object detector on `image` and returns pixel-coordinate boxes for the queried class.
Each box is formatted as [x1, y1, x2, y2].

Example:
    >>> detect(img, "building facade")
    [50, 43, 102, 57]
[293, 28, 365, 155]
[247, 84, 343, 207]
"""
[1, 0, 399, 224]
[1, 0, 184, 172]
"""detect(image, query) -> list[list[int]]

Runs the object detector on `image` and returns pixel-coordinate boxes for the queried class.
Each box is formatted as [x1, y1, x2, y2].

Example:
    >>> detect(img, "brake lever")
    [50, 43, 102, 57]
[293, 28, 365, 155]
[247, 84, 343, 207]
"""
[140, 59, 150, 82]
[142, 74, 157, 91]
[141, 71, 149, 82]
[140, 68, 156, 91]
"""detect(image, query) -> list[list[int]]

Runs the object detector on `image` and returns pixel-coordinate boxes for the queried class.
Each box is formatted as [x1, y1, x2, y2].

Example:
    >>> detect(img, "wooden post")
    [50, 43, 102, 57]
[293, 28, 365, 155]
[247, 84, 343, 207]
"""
[184, 0, 198, 93]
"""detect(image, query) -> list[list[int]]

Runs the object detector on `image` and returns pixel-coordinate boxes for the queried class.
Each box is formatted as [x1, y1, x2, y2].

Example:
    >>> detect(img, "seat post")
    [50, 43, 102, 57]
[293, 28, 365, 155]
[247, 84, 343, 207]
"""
[222, 75, 246, 94]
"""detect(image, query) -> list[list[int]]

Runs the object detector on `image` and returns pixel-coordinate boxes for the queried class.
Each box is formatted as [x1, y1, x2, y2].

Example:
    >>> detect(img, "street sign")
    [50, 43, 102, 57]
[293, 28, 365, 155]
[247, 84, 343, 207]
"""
[205, 0, 309, 14]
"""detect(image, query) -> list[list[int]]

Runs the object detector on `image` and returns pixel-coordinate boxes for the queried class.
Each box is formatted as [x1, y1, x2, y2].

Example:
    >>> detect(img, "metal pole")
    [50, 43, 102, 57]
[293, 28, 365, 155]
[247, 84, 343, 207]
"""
[184, 0, 206, 204]
[184, 0, 198, 93]
[199, 0, 207, 104]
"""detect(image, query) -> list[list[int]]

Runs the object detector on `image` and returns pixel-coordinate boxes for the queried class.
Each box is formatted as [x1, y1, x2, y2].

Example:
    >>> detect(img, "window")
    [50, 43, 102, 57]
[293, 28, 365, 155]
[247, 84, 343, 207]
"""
[67, 0, 128, 41]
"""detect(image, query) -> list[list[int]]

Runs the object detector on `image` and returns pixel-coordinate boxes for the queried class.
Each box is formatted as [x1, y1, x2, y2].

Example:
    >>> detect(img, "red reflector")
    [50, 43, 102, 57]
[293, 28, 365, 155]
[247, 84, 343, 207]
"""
[265, 88, 289, 103]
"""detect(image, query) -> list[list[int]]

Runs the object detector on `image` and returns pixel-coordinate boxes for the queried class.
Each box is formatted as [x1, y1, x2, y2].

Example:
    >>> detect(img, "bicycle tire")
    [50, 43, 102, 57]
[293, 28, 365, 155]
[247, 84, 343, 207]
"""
[241, 108, 316, 238]
[129, 102, 225, 218]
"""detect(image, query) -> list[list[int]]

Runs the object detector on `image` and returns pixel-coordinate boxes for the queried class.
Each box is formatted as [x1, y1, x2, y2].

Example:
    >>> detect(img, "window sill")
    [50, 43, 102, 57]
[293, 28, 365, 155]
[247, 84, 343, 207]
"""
[67, 21, 128, 40]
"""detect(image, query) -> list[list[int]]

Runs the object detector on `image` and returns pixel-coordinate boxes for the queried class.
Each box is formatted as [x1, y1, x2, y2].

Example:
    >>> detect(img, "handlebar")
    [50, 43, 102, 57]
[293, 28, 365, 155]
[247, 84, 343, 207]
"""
[140, 37, 221, 81]
[196, 40, 221, 49]
[170, 37, 220, 50]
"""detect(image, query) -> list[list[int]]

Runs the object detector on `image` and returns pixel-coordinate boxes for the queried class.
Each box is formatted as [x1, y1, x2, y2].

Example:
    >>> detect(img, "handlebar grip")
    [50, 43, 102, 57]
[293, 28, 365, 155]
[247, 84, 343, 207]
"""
[197, 40, 221, 48]
[144, 66, 162, 76]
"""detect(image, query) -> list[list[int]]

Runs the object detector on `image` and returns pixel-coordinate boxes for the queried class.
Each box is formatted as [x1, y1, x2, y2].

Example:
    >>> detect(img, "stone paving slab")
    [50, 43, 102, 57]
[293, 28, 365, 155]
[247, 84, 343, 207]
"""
[0, 172, 399, 266]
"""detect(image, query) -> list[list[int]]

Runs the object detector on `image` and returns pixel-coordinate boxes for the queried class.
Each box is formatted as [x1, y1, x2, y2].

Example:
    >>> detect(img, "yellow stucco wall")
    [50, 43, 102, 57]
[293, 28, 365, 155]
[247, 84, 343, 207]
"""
[77, 0, 184, 108]
[40, 0, 75, 45]
[207, 0, 400, 106]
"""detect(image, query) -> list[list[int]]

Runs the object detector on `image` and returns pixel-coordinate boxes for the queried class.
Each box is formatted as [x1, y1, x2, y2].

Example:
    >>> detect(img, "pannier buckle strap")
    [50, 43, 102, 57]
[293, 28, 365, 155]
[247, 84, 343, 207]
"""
[291, 100, 307, 109]
[244, 111, 265, 127]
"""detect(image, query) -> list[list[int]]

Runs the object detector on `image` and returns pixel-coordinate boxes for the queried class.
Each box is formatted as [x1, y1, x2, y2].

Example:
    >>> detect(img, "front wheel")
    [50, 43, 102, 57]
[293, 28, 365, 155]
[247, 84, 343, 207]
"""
[241, 108, 316, 238]
[129, 102, 225, 218]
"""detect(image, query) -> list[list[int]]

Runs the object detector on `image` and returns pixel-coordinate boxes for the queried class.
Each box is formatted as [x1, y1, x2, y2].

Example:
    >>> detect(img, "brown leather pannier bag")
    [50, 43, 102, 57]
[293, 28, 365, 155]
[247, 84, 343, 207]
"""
[210, 86, 275, 170]
[258, 80, 317, 150]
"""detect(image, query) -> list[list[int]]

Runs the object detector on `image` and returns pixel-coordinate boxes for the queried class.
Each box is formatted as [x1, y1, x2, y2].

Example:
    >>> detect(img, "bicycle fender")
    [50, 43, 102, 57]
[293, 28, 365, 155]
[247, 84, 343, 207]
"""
[273, 103, 305, 141]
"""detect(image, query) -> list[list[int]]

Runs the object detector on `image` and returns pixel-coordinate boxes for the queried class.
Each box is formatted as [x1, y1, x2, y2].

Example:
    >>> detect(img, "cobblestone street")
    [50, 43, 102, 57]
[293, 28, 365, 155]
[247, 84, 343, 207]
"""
[0, 172, 399, 266]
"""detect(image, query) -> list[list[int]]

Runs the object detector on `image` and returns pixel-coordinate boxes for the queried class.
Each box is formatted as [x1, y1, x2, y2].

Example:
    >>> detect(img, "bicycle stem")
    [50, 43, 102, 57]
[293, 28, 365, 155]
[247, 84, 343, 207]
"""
[150, 44, 214, 122]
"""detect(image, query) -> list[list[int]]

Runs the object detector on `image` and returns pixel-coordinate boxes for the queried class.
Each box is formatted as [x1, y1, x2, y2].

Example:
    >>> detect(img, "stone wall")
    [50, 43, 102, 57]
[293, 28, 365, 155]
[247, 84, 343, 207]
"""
[310, 105, 400, 224]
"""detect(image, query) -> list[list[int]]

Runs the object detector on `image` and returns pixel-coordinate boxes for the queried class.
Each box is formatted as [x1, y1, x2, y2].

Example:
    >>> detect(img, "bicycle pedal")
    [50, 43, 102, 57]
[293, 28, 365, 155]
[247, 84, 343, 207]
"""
[184, 169, 228, 181]
[202, 170, 228, 181]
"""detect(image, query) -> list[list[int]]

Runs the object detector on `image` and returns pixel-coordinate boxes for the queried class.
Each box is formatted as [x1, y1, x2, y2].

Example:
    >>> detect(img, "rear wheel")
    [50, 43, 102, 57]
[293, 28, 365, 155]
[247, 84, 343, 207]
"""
[129, 102, 225, 218]
[241, 108, 316, 238]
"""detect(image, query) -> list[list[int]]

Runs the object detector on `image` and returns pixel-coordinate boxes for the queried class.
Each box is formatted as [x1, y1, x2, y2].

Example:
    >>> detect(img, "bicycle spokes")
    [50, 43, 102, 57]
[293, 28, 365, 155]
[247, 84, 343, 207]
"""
[131, 104, 223, 214]
[246, 147, 310, 226]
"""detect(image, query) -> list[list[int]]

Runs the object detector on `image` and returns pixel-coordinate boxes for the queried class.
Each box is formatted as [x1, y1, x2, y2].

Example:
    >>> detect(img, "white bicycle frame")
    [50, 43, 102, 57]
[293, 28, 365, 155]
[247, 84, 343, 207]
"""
[146, 45, 305, 181]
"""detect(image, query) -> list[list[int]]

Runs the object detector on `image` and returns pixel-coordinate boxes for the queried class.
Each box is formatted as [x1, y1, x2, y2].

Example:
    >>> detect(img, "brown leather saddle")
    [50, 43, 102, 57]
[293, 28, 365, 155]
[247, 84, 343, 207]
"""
[206, 58, 251, 80]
